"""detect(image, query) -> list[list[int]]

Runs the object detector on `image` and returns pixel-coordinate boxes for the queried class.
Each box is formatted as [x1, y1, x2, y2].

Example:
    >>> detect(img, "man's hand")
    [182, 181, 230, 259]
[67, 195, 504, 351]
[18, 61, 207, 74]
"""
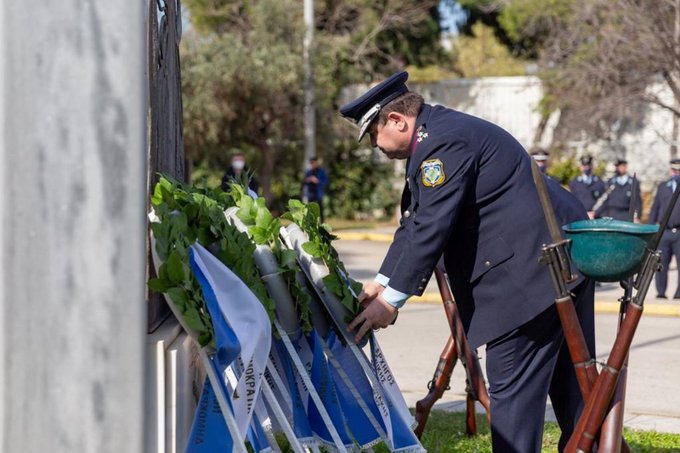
[358, 280, 384, 308]
[347, 296, 398, 343]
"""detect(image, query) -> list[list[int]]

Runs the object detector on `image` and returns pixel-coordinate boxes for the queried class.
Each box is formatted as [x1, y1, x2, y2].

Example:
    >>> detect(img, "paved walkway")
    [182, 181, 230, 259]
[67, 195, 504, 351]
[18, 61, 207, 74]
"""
[333, 227, 680, 434]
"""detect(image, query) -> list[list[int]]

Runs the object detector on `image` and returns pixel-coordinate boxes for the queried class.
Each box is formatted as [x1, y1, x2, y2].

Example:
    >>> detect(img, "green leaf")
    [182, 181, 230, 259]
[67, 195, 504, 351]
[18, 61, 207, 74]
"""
[147, 278, 170, 293]
[197, 331, 213, 348]
[166, 286, 190, 310]
[249, 226, 269, 244]
[302, 241, 324, 258]
[322, 273, 343, 296]
[279, 249, 298, 268]
[255, 202, 274, 228]
[340, 292, 356, 313]
[166, 251, 186, 284]
[181, 307, 210, 336]
[350, 279, 364, 297]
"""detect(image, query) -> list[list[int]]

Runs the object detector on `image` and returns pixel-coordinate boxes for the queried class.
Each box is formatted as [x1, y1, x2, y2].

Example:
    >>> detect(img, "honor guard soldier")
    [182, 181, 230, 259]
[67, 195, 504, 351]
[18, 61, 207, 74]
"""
[340, 71, 595, 452]
[648, 158, 680, 299]
[569, 155, 606, 219]
[596, 158, 642, 221]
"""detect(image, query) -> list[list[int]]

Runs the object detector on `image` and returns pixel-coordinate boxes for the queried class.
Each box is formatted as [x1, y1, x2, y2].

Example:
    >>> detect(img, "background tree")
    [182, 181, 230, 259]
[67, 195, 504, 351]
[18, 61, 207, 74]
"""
[538, 0, 680, 156]
[454, 22, 525, 77]
[181, 0, 445, 217]
[456, 0, 680, 156]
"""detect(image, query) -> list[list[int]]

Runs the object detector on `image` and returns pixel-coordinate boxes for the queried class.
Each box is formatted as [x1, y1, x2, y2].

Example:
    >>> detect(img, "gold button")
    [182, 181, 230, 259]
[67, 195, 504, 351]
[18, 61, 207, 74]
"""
[404, 210, 411, 218]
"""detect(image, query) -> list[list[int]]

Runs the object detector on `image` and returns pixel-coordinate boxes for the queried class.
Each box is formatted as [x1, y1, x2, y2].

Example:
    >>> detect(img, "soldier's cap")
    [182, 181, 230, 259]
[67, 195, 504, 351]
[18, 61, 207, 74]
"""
[615, 158, 628, 166]
[671, 158, 680, 171]
[530, 149, 549, 162]
[580, 155, 593, 166]
[339, 71, 410, 142]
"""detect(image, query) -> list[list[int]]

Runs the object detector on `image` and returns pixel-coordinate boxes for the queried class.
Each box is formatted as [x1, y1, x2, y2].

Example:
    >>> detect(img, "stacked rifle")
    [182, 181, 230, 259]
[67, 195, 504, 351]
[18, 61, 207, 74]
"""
[531, 161, 679, 453]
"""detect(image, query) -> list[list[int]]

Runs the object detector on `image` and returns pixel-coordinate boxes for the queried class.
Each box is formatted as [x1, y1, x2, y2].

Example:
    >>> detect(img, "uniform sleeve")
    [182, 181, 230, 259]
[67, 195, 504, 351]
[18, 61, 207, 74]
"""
[648, 186, 661, 224]
[378, 222, 407, 278]
[385, 136, 475, 295]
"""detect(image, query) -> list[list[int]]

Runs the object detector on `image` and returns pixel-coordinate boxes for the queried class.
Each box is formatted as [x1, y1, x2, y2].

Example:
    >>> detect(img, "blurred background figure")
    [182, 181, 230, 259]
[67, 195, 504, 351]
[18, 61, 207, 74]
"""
[302, 156, 329, 222]
[530, 148, 550, 174]
[569, 155, 606, 219]
[596, 159, 641, 221]
[648, 158, 680, 299]
[221, 152, 259, 194]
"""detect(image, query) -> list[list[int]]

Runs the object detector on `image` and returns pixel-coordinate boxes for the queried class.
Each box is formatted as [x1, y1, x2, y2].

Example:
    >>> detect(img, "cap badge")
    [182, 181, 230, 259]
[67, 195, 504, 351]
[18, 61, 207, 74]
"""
[416, 126, 429, 143]
[421, 159, 445, 187]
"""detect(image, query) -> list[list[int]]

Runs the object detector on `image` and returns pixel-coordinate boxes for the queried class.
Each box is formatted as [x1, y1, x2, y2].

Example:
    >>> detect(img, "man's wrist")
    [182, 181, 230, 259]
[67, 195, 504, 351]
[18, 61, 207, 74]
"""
[374, 273, 390, 287]
[381, 286, 410, 309]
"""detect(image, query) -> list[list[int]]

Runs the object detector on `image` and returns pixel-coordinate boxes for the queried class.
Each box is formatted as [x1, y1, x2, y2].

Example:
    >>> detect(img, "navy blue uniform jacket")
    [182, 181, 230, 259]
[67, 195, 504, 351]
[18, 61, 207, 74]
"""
[649, 179, 680, 226]
[597, 176, 641, 220]
[379, 105, 587, 347]
[569, 175, 606, 211]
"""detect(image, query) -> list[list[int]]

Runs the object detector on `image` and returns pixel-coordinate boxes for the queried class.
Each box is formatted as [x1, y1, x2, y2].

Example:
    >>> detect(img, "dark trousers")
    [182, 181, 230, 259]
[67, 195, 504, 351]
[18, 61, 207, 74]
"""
[485, 279, 595, 452]
[655, 229, 680, 297]
[309, 198, 325, 223]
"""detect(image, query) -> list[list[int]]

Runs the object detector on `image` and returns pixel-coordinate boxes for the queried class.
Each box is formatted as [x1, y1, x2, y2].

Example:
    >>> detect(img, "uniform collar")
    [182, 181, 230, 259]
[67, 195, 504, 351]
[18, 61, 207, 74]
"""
[414, 104, 432, 132]
[406, 104, 432, 174]
[614, 174, 630, 185]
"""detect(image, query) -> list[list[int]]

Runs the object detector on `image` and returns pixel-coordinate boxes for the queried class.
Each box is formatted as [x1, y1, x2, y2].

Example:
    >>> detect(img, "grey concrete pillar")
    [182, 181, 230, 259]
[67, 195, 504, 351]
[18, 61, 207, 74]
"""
[0, 2, 147, 452]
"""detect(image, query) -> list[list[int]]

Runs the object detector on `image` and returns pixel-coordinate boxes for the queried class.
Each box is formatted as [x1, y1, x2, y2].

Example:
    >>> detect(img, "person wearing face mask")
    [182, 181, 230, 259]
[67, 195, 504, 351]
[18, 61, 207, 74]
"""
[221, 153, 259, 194]
[595, 158, 642, 221]
[648, 158, 680, 299]
[568, 155, 606, 219]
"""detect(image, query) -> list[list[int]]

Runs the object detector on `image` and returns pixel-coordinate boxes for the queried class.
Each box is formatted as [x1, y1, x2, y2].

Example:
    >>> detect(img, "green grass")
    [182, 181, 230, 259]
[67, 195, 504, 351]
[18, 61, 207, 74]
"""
[395, 411, 680, 452]
[272, 410, 680, 452]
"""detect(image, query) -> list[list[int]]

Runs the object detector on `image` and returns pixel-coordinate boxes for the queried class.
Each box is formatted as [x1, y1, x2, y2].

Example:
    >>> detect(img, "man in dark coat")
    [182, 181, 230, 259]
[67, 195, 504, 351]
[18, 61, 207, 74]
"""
[341, 72, 594, 452]
[595, 159, 641, 221]
[302, 156, 330, 222]
[648, 158, 680, 299]
[569, 155, 606, 219]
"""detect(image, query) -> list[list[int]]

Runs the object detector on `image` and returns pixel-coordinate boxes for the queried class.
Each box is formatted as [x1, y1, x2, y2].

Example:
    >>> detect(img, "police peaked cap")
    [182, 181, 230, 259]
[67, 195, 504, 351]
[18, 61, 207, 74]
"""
[530, 149, 549, 161]
[580, 155, 593, 166]
[671, 158, 680, 171]
[339, 71, 410, 142]
[615, 158, 628, 166]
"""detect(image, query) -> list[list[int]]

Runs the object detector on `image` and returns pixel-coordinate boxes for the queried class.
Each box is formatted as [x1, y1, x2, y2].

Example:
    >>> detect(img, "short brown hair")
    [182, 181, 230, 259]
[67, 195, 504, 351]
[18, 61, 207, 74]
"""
[374, 92, 424, 127]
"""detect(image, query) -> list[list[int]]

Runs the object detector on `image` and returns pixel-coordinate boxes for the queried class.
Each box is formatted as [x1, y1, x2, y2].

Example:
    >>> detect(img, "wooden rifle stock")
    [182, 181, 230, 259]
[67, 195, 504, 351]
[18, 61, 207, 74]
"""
[566, 301, 644, 453]
[545, 246, 631, 453]
[434, 268, 491, 420]
[414, 335, 458, 438]
[414, 268, 491, 439]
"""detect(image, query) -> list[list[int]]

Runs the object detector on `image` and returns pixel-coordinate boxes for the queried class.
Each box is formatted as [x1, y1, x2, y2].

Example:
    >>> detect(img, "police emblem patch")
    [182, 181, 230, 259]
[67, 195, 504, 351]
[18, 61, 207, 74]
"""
[421, 159, 445, 187]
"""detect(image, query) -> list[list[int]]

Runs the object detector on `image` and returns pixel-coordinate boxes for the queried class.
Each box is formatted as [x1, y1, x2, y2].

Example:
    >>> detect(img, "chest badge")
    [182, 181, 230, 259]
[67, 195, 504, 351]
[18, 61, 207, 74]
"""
[421, 159, 445, 187]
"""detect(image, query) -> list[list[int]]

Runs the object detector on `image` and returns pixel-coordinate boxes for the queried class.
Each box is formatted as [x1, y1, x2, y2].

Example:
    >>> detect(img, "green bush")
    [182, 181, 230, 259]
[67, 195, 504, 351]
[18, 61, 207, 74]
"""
[326, 143, 399, 220]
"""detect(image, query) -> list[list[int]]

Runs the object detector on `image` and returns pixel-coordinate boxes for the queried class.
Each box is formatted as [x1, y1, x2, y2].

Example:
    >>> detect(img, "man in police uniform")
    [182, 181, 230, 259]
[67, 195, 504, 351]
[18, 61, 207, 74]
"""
[648, 158, 680, 299]
[595, 159, 642, 221]
[530, 148, 550, 174]
[569, 155, 606, 219]
[341, 72, 594, 452]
